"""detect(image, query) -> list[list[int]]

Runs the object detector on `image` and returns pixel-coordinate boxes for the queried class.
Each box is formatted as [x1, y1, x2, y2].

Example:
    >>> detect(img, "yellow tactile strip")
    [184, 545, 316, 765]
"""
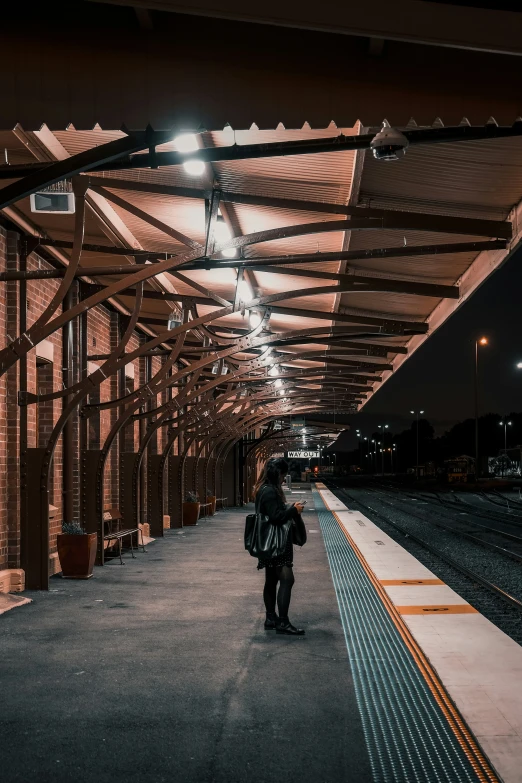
[318, 488, 500, 783]
[380, 578, 444, 586]
[397, 605, 479, 615]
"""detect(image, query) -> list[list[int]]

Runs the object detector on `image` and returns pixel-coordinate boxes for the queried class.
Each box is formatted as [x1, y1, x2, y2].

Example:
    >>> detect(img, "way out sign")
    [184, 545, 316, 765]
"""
[287, 450, 320, 459]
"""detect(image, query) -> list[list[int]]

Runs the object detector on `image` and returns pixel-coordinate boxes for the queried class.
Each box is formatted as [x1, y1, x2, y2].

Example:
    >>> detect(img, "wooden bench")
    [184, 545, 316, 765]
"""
[215, 497, 228, 511]
[103, 507, 147, 565]
[198, 502, 213, 519]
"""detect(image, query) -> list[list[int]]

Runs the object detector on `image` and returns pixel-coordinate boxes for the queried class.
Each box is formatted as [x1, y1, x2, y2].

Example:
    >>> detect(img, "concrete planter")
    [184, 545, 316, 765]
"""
[207, 495, 216, 515]
[57, 533, 97, 579]
[182, 502, 200, 526]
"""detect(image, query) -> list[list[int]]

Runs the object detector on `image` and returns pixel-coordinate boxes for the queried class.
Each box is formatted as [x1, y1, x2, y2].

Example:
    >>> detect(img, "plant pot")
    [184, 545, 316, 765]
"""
[57, 533, 97, 579]
[182, 502, 200, 526]
[206, 495, 216, 515]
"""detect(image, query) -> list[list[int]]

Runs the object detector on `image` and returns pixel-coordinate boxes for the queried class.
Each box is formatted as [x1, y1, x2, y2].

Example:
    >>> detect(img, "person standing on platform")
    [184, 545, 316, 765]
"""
[253, 457, 306, 636]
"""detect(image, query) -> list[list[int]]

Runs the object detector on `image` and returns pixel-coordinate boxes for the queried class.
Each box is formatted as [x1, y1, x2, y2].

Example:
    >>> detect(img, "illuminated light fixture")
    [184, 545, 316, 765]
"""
[173, 133, 199, 153]
[221, 365, 229, 375]
[167, 310, 182, 331]
[238, 278, 253, 303]
[269, 365, 279, 377]
[173, 133, 205, 177]
[517, 362, 522, 369]
[182, 159, 205, 177]
[214, 214, 237, 258]
[211, 361, 219, 375]
[279, 390, 285, 396]
[274, 378, 283, 388]
[479, 337, 488, 346]
[249, 311, 262, 329]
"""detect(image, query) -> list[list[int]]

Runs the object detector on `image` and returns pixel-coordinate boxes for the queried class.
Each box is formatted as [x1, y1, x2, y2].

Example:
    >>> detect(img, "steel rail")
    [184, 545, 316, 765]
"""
[372, 487, 522, 553]
[332, 486, 522, 611]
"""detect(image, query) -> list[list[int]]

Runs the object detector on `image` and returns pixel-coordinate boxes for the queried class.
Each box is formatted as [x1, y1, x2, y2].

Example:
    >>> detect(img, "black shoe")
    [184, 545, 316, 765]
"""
[276, 619, 305, 636]
[264, 613, 279, 630]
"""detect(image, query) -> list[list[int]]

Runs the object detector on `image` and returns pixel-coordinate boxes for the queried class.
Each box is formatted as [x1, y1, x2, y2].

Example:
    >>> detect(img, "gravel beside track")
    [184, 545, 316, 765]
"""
[329, 484, 522, 646]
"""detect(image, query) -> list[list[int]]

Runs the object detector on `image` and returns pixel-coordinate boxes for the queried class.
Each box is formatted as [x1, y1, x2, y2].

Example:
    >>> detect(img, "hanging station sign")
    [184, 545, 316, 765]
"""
[287, 450, 320, 459]
[290, 417, 306, 429]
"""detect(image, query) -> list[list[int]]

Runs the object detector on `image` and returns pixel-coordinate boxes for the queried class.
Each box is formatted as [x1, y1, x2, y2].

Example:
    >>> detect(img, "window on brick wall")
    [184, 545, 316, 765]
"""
[36, 358, 54, 448]
[123, 375, 135, 452]
[36, 357, 55, 503]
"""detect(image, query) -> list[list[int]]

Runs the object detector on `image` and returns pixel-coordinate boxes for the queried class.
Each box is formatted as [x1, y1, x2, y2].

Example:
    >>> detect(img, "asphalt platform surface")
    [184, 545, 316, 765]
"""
[0, 488, 371, 783]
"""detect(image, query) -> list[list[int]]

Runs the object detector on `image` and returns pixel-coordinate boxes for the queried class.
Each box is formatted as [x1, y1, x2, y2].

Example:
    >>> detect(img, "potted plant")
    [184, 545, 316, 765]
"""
[182, 491, 200, 526]
[206, 486, 216, 516]
[57, 521, 97, 579]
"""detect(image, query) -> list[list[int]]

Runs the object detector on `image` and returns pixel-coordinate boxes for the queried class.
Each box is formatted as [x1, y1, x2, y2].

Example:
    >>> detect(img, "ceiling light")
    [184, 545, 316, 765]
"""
[221, 247, 237, 258]
[274, 378, 283, 388]
[269, 366, 279, 377]
[238, 278, 253, 302]
[183, 159, 205, 176]
[215, 215, 231, 243]
[249, 311, 262, 329]
[174, 133, 199, 153]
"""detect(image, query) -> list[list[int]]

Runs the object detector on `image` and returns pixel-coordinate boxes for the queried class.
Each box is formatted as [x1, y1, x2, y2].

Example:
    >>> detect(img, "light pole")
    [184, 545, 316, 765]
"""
[499, 419, 512, 476]
[378, 425, 389, 476]
[371, 439, 376, 473]
[410, 410, 424, 479]
[475, 337, 488, 479]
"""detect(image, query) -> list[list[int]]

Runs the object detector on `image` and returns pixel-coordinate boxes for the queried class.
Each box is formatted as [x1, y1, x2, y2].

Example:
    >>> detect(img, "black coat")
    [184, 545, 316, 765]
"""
[245, 485, 306, 560]
[256, 484, 299, 527]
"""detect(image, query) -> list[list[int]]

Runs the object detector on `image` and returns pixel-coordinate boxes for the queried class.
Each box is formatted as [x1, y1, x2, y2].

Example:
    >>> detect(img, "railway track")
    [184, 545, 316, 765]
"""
[328, 483, 522, 645]
[372, 483, 522, 560]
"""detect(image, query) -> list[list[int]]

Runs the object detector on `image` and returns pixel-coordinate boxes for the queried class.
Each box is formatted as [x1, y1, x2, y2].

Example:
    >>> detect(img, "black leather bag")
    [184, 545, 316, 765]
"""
[244, 487, 292, 559]
[292, 514, 307, 547]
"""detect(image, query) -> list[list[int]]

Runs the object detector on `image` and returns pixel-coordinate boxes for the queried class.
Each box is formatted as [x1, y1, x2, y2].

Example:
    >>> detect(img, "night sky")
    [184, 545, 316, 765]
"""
[337, 244, 522, 451]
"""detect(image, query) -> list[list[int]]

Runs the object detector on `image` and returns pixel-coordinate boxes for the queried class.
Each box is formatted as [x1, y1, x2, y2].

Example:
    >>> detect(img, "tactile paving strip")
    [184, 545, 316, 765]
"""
[314, 490, 498, 783]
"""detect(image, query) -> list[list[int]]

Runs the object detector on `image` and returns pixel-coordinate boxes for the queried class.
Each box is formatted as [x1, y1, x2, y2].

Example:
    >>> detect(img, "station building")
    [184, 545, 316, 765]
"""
[1, 3, 522, 782]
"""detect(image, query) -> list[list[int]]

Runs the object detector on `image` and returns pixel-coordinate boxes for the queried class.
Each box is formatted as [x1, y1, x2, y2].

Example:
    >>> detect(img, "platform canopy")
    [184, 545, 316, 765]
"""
[1, 116, 521, 422]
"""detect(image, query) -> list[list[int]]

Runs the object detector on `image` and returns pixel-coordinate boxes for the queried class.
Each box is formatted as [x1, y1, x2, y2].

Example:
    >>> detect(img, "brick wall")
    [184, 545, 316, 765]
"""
[0, 223, 226, 585]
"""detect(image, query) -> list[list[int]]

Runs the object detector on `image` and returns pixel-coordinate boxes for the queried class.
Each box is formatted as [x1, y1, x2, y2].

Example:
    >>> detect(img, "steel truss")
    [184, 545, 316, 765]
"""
[0, 126, 513, 588]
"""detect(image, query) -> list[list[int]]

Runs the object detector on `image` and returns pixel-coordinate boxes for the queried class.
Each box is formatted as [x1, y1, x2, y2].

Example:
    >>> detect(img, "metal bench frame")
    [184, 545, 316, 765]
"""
[103, 507, 147, 565]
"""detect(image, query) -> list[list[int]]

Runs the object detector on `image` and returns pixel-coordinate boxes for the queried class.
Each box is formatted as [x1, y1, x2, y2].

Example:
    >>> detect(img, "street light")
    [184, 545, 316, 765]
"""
[377, 425, 389, 475]
[475, 337, 488, 479]
[499, 419, 512, 476]
[410, 410, 425, 479]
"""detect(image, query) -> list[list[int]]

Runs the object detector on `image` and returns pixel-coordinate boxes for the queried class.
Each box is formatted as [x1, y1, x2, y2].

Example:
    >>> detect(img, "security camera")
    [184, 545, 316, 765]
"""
[370, 120, 409, 161]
